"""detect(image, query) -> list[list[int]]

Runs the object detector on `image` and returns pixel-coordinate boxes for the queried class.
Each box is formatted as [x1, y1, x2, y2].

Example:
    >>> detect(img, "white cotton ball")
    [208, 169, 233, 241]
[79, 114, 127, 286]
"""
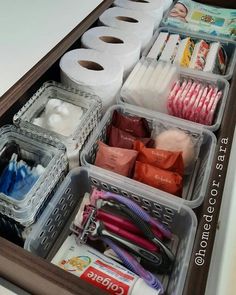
[45, 99, 62, 116]
[43, 100, 85, 136]
[46, 113, 73, 136]
[47, 113, 62, 125]
[46, 113, 65, 133]
[57, 103, 84, 136]
[56, 104, 70, 116]
[63, 102, 84, 119]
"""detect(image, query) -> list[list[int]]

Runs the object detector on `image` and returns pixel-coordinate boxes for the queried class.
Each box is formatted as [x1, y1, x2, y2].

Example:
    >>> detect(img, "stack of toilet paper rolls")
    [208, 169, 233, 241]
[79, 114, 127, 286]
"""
[99, 7, 155, 52]
[59, 0, 174, 112]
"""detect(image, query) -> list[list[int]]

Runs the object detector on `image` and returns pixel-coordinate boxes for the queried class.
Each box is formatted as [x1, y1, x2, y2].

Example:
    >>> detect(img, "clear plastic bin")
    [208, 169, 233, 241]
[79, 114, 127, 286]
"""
[13, 81, 102, 169]
[24, 166, 197, 295]
[120, 58, 230, 131]
[142, 27, 236, 80]
[80, 104, 216, 208]
[0, 125, 68, 226]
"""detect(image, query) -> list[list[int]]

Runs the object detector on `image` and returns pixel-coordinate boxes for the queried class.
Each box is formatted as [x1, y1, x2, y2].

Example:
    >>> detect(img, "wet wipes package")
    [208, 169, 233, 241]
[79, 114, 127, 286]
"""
[162, 0, 236, 40]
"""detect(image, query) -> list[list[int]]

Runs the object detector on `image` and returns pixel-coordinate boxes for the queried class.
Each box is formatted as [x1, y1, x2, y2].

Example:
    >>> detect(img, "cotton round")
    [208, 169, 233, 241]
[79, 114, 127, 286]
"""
[60, 49, 123, 111]
[99, 7, 154, 51]
[113, 0, 164, 28]
[81, 26, 141, 77]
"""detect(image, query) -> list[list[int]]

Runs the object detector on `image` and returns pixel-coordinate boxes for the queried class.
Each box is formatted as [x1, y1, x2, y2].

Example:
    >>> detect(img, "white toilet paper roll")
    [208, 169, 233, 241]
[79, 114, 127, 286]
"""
[99, 7, 154, 51]
[113, 0, 164, 29]
[60, 49, 123, 111]
[81, 26, 141, 78]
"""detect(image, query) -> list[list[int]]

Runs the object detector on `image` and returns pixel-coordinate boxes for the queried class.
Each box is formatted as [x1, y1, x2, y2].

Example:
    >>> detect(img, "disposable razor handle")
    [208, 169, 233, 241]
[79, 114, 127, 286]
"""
[90, 189, 172, 239]
[100, 227, 162, 268]
[102, 237, 164, 294]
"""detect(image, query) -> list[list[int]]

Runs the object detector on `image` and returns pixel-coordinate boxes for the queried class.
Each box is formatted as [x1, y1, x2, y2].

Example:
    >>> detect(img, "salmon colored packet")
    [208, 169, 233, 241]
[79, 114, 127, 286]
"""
[107, 125, 154, 149]
[133, 161, 183, 196]
[112, 110, 151, 138]
[133, 140, 184, 175]
[95, 141, 138, 177]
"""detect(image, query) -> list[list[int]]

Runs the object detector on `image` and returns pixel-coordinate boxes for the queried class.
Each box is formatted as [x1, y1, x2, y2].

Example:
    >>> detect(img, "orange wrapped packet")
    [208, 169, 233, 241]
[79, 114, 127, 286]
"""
[133, 140, 184, 175]
[95, 141, 138, 177]
[133, 161, 183, 196]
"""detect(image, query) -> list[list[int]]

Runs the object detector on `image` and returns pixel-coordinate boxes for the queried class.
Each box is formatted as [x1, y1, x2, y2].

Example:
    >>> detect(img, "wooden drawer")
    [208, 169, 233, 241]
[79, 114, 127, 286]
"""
[0, 1, 236, 294]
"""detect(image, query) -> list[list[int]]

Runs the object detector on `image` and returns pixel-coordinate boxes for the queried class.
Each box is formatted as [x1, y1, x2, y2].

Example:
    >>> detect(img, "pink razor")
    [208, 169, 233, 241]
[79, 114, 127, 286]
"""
[90, 188, 172, 240]
[97, 209, 164, 240]
[102, 221, 158, 252]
